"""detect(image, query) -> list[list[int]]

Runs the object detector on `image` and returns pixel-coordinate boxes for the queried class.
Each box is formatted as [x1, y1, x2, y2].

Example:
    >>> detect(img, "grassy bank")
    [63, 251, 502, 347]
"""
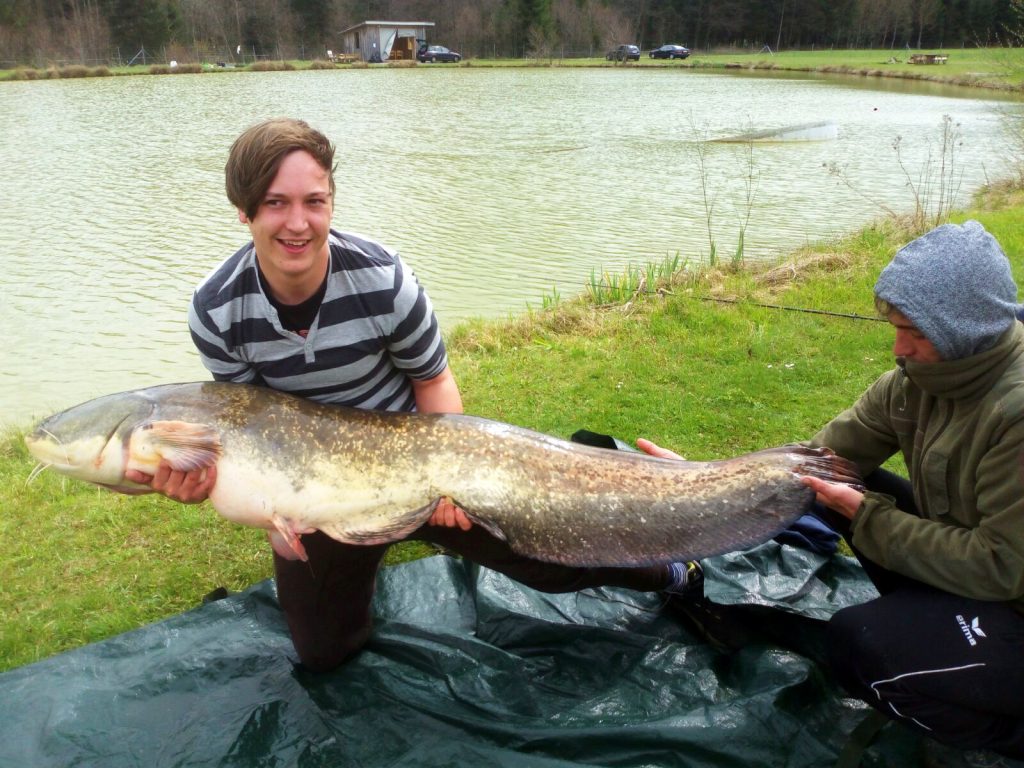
[3, 185, 1023, 673]
[4, 48, 1024, 91]
[673, 48, 1024, 90]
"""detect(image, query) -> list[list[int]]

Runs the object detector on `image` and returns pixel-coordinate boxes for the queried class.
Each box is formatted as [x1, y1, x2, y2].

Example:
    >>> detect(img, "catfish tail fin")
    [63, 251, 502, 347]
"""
[787, 444, 863, 490]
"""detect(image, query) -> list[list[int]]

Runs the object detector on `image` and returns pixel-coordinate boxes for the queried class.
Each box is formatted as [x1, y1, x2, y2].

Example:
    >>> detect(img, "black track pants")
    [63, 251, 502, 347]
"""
[823, 470, 1024, 758]
[273, 525, 671, 673]
[827, 582, 1024, 757]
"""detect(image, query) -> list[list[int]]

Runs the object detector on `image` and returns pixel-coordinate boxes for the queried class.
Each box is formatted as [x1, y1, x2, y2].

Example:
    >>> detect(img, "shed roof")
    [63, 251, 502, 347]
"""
[340, 20, 435, 35]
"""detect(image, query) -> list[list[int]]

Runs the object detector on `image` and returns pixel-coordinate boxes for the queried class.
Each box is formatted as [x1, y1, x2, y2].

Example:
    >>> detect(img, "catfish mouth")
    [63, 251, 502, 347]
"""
[27, 411, 130, 469]
[24, 427, 71, 469]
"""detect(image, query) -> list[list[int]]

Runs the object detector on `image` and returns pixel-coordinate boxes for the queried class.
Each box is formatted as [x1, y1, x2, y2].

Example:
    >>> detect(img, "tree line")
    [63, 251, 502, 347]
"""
[0, 0, 1019, 67]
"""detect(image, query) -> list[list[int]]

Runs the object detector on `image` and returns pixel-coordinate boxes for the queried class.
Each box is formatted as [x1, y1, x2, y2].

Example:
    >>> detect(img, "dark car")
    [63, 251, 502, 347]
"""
[605, 44, 640, 62]
[417, 45, 462, 63]
[649, 44, 691, 60]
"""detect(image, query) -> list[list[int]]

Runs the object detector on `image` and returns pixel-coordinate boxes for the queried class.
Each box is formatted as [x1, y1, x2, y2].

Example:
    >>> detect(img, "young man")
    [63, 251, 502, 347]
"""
[647, 221, 1024, 762]
[131, 118, 694, 672]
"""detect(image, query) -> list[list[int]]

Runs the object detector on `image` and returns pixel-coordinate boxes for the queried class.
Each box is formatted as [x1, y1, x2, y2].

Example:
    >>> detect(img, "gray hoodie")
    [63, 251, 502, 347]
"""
[874, 220, 1020, 361]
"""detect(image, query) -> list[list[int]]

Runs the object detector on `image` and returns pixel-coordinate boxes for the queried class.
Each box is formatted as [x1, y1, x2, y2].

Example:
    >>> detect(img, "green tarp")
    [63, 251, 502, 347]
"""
[0, 543, 922, 767]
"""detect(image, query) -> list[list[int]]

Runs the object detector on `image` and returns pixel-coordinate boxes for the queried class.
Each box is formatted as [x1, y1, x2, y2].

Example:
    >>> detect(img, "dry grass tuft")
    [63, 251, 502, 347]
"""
[58, 65, 90, 78]
[757, 250, 855, 286]
[447, 299, 621, 354]
[249, 60, 295, 72]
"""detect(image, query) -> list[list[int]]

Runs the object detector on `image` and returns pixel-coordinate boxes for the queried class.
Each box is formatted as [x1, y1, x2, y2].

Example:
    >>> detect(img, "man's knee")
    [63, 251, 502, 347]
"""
[826, 603, 885, 695]
[291, 620, 373, 673]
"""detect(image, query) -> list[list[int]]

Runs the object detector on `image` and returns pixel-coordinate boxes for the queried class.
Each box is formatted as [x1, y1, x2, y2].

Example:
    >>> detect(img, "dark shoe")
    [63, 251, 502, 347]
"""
[665, 593, 758, 653]
[201, 586, 231, 604]
[663, 560, 704, 598]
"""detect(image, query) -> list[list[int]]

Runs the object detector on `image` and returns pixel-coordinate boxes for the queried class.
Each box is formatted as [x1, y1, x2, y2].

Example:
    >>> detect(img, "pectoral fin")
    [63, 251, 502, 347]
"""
[135, 420, 222, 472]
[271, 515, 309, 562]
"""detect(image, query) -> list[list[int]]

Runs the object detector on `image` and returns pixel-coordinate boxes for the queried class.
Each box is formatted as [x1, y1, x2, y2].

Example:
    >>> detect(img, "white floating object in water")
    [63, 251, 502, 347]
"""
[716, 121, 839, 143]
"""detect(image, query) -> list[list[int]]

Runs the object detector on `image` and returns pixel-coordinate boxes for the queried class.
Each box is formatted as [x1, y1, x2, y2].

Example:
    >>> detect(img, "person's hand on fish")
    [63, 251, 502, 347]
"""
[801, 475, 863, 520]
[428, 496, 472, 530]
[636, 438, 684, 461]
[124, 462, 217, 504]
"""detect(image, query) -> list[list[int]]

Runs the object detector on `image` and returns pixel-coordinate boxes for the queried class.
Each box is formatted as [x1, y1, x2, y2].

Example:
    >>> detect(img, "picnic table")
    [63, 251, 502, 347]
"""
[909, 53, 949, 64]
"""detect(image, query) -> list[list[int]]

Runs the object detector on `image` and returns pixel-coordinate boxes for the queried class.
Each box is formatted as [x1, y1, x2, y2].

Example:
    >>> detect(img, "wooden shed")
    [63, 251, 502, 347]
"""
[340, 21, 435, 62]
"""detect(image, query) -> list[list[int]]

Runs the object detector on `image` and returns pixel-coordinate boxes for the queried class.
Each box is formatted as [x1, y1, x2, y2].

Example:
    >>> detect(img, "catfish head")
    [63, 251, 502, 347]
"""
[25, 389, 222, 493]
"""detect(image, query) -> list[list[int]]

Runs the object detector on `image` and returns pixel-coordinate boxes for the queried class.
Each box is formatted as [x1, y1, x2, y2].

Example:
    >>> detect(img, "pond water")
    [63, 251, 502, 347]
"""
[0, 67, 1020, 426]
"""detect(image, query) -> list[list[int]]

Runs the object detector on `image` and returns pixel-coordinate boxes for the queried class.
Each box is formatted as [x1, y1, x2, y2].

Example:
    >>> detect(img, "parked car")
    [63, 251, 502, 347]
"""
[605, 44, 640, 62]
[649, 44, 691, 60]
[417, 45, 462, 63]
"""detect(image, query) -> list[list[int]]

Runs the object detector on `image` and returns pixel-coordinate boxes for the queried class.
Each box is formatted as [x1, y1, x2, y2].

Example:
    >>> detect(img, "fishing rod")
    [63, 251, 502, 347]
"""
[590, 281, 887, 322]
[694, 295, 887, 322]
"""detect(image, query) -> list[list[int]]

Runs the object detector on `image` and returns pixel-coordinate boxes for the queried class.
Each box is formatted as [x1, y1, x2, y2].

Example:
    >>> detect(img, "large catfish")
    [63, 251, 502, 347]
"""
[25, 382, 859, 566]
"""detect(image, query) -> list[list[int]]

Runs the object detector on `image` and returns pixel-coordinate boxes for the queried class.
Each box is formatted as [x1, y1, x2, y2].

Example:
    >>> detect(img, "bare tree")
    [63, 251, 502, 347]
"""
[593, 2, 635, 52]
[62, 0, 110, 63]
[911, 0, 940, 48]
[856, 0, 911, 48]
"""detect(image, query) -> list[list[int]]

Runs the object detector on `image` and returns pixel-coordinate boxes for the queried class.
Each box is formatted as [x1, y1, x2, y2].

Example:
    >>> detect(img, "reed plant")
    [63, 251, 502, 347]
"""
[690, 121, 760, 268]
[895, 114, 965, 229]
[585, 254, 686, 305]
[827, 114, 965, 230]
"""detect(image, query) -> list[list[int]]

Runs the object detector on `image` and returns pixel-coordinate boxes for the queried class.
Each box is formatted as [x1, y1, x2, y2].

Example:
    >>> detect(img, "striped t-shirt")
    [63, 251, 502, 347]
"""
[188, 229, 448, 412]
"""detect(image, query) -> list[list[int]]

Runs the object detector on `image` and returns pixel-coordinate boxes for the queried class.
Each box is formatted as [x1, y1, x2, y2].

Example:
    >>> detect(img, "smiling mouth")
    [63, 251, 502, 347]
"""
[280, 239, 309, 248]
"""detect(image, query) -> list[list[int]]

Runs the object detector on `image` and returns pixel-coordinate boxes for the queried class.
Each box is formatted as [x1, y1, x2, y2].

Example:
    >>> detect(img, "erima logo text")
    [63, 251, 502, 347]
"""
[956, 614, 987, 646]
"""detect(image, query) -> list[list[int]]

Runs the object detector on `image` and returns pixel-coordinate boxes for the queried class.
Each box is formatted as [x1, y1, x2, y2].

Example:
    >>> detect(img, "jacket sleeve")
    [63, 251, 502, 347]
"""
[807, 369, 903, 475]
[851, 419, 1024, 601]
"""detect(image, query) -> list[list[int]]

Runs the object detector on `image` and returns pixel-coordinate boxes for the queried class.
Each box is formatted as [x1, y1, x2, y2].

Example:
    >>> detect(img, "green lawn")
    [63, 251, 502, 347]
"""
[4, 185, 1023, 673]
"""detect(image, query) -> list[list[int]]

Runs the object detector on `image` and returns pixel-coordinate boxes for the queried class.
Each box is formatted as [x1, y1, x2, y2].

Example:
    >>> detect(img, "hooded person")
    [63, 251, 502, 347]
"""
[874, 219, 1020, 361]
[801, 220, 1024, 764]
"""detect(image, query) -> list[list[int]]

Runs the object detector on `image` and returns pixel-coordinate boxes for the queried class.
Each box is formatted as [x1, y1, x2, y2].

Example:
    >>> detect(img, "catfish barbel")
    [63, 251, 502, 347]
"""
[25, 382, 859, 566]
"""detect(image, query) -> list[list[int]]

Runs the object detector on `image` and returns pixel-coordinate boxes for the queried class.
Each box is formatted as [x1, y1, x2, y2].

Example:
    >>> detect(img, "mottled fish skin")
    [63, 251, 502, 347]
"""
[26, 382, 861, 567]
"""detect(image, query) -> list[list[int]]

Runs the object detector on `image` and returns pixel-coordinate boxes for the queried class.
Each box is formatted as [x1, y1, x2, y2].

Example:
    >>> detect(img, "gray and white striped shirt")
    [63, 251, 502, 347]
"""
[188, 229, 448, 412]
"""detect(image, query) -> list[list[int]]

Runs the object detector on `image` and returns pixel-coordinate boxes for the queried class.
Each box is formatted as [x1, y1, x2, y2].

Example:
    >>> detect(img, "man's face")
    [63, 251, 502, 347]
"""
[239, 149, 333, 300]
[888, 309, 944, 363]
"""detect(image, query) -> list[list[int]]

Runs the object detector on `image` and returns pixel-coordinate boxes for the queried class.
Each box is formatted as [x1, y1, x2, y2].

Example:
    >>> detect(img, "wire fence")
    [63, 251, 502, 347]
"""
[0, 41, 347, 70]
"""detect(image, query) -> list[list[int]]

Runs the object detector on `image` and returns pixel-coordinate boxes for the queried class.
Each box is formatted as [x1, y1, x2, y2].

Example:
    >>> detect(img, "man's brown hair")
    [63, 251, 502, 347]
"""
[225, 118, 336, 221]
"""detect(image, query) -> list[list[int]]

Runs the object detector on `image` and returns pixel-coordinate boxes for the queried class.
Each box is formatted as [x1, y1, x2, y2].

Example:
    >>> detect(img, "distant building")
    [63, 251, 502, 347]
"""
[340, 21, 435, 62]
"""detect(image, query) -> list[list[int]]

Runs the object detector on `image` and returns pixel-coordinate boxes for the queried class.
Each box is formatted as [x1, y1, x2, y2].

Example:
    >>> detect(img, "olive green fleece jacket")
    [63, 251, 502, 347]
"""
[810, 323, 1024, 609]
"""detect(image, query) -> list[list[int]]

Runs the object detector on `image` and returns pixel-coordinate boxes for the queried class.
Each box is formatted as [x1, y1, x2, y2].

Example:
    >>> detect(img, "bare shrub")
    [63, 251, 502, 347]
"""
[250, 60, 294, 72]
[58, 65, 90, 78]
